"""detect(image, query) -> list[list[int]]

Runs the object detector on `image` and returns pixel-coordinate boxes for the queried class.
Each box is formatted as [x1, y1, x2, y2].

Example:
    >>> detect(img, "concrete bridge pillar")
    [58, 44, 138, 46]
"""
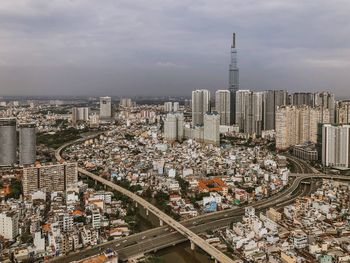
[214, 259, 218, 263]
[146, 209, 149, 216]
[190, 241, 195, 251]
[159, 219, 163, 227]
[135, 202, 138, 208]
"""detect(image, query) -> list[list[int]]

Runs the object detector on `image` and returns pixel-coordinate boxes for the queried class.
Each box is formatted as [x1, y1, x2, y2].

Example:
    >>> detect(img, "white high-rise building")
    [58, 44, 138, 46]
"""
[0, 118, 17, 166]
[235, 90, 250, 132]
[119, 98, 133, 108]
[173, 102, 180, 112]
[163, 113, 184, 142]
[99, 96, 112, 119]
[313, 92, 335, 124]
[234, 91, 264, 136]
[92, 209, 101, 229]
[244, 92, 264, 136]
[0, 211, 19, 241]
[164, 102, 173, 112]
[322, 124, 350, 168]
[215, 90, 231, 125]
[336, 100, 350, 124]
[192, 90, 210, 126]
[72, 107, 89, 124]
[204, 113, 220, 146]
[18, 122, 37, 165]
[276, 106, 330, 150]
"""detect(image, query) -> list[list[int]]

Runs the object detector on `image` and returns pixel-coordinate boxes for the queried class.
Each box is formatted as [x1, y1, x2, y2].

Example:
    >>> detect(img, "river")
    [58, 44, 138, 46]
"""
[154, 241, 212, 263]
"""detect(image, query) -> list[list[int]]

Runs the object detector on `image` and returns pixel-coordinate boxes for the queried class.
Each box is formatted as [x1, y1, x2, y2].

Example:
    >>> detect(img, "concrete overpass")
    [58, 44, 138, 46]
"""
[54, 137, 350, 262]
[50, 176, 315, 262]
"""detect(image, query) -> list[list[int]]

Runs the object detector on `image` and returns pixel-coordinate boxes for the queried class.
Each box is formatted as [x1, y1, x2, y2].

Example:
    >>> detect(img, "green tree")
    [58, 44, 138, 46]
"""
[6, 179, 22, 200]
[175, 175, 189, 195]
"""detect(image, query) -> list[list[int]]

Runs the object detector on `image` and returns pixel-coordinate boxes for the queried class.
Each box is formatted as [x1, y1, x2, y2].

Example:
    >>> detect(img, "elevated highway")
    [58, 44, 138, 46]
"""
[56, 139, 234, 263]
[51, 180, 314, 262]
[53, 138, 349, 262]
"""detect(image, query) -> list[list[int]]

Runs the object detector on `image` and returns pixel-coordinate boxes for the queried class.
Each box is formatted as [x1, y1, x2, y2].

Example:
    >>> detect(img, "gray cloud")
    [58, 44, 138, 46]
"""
[0, 0, 349, 97]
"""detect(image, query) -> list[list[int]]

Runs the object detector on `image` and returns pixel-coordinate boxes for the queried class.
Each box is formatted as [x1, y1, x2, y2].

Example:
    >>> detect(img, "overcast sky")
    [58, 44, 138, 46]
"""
[0, 0, 349, 98]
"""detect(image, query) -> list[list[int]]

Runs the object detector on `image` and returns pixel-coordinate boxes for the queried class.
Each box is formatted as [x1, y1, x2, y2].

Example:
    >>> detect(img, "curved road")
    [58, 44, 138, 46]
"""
[51, 179, 315, 262]
[52, 136, 345, 262]
[55, 137, 234, 263]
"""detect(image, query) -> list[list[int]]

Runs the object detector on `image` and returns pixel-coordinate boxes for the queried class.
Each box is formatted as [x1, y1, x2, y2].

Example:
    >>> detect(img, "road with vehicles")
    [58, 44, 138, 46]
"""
[55, 138, 235, 263]
[52, 138, 345, 262]
[51, 178, 316, 262]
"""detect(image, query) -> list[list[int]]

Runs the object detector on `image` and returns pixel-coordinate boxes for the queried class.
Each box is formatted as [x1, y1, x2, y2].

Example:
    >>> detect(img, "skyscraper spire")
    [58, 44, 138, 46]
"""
[232, 32, 236, 48]
[229, 33, 239, 124]
[229, 33, 239, 81]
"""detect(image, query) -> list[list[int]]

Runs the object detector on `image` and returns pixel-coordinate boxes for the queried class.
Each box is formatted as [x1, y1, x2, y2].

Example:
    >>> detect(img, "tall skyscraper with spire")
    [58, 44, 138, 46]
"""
[229, 33, 239, 124]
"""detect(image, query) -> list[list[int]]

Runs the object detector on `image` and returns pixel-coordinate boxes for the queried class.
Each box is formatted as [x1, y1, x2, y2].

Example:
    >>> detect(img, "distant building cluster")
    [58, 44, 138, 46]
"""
[119, 98, 133, 108]
[71, 107, 89, 124]
[163, 101, 180, 112]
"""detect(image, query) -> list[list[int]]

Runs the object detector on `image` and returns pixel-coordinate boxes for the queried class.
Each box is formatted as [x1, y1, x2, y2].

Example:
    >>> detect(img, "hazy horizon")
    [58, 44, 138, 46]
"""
[0, 0, 350, 97]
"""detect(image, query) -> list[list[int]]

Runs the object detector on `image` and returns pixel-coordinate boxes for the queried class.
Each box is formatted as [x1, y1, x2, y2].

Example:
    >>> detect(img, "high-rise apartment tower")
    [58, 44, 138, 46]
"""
[215, 90, 231, 126]
[0, 118, 17, 166]
[18, 122, 36, 165]
[99, 96, 112, 119]
[192, 90, 211, 126]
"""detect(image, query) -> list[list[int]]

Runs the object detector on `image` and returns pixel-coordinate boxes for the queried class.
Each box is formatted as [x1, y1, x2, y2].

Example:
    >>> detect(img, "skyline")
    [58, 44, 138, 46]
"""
[0, 1, 350, 97]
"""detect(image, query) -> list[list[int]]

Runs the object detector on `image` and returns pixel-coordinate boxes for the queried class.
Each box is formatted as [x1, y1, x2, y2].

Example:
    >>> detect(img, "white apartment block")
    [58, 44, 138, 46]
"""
[192, 89, 210, 126]
[173, 102, 180, 112]
[235, 90, 250, 132]
[203, 113, 220, 146]
[119, 98, 133, 108]
[99, 96, 112, 119]
[164, 102, 173, 112]
[336, 100, 350, 124]
[244, 91, 264, 136]
[92, 209, 101, 229]
[0, 211, 19, 241]
[322, 124, 350, 168]
[215, 90, 231, 126]
[276, 106, 330, 150]
[71, 107, 89, 124]
[163, 113, 184, 142]
[235, 90, 264, 136]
